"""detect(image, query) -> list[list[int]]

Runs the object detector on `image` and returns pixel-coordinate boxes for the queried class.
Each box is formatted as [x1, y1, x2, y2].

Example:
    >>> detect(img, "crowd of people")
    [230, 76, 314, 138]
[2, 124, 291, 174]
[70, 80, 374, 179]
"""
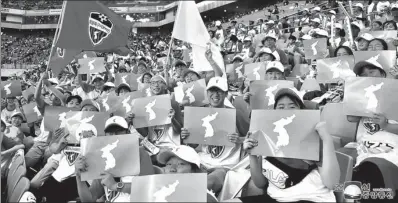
[2, 0, 398, 203]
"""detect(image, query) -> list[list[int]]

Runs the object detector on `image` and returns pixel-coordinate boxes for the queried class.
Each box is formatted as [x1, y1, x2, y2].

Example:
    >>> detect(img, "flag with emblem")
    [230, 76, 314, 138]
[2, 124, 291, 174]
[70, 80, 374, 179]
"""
[51, 146, 81, 182]
[184, 107, 236, 147]
[130, 173, 207, 202]
[249, 110, 321, 161]
[55, 1, 131, 51]
[226, 63, 245, 83]
[112, 91, 145, 117]
[172, 1, 225, 74]
[174, 79, 208, 107]
[343, 77, 398, 120]
[61, 111, 109, 144]
[316, 55, 356, 83]
[114, 73, 141, 91]
[43, 106, 73, 132]
[78, 57, 106, 74]
[353, 51, 396, 78]
[98, 93, 119, 113]
[22, 86, 35, 100]
[1, 80, 22, 98]
[303, 38, 328, 59]
[48, 47, 81, 76]
[244, 62, 266, 81]
[132, 94, 172, 128]
[22, 102, 42, 123]
[80, 134, 140, 181]
[250, 80, 295, 109]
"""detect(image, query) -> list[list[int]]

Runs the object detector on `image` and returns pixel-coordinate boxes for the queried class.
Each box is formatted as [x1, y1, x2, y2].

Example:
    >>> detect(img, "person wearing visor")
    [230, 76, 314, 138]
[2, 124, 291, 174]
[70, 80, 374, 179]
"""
[256, 47, 278, 62]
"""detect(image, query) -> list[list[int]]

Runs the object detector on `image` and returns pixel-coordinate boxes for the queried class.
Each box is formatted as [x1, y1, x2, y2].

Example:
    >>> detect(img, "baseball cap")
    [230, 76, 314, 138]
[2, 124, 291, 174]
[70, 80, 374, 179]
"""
[11, 112, 24, 119]
[351, 21, 363, 29]
[274, 88, 305, 109]
[266, 20, 275, 24]
[117, 83, 132, 93]
[301, 35, 312, 40]
[48, 78, 59, 85]
[243, 36, 252, 42]
[232, 55, 244, 62]
[315, 29, 329, 37]
[182, 69, 200, 79]
[91, 74, 104, 83]
[353, 56, 385, 76]
[80, 99, 100, 111]
[215, 20, 222, 26]
[150, 75, 167, 84]
[258, 47, 277, 60]
[355, 33, 374, 42]
[312, 7, 321, 12]
[263, 33, 278, 41]
[329, 10, 336, 15]
[311, 18, 321, 24]
[266, 61, 284, 73]
[103, 82, 115, 88]
[65, 95, 83, 105]
[354, 3, 364, 9]
[104, 116, 128, 131]
[335, 23, 343, 29]
[206, 76, 228, 92]
[157, 145, 201, 168]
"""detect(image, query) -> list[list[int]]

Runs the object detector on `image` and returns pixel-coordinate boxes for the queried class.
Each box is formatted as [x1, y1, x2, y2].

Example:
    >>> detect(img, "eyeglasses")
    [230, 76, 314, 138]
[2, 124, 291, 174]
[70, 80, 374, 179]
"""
[150, 81, 166, 86]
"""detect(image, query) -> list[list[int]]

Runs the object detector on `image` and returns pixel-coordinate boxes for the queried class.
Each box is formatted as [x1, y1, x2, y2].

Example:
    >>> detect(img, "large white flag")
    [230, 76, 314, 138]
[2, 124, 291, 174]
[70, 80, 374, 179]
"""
[172, 1, 225, 74]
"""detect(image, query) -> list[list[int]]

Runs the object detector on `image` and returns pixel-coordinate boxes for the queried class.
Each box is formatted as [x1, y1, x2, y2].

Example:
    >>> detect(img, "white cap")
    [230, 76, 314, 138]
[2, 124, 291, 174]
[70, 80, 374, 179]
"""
[329, 10, 336, 15]
[157, 145, 201, 168]
[316, 29, 329, 37]
[354, 3, 364, 9]
[313, 7, 321, 12]
[103, 82, 115, 88]
[301, 34, 312, 40]
[48, 78, 59, 85]
[266, 61, 284, 73]
[264, 33, 278, 41]
[232, 55, 244, 62]
[335, 23, 343, 29]
[355, 33, 374, 42]
[312, 18, 321, 24]
[243, 36, 252, 42]
[105, 116, 129, 131]
[11, 112, 24, 119]
[206, 76, 228, 92]
[91, 74, 104, 83]
[351, 21, 364, 29]
[258, 47, 277, 60]
[215, 20, 222, 26]
[266, 20, 275, 24]
[303, 8, 309, 12]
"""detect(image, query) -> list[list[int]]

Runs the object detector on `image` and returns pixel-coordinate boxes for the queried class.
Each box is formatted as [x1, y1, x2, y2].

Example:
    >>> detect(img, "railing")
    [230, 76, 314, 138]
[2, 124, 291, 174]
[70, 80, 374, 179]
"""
[1, 64, 39, 69]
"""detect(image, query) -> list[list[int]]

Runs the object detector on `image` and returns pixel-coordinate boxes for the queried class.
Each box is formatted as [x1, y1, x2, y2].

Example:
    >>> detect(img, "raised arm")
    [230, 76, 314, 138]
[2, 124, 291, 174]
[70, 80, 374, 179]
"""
[205, 43, 224, 77]
[44, 80, 67, 106]
[35, 74, 46, 114]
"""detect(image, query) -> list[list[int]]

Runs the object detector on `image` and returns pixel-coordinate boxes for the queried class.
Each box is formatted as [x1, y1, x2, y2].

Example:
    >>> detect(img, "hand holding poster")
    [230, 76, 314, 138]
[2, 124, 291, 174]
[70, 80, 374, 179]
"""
[184, 107, 236, 147]
[316, 55, 356, 83]
[250, 80, 294, 109]
[1, 80, 22, 98]
[343, 77, 398, 121]
[249, 110, 321, 161]
[174, 79, 208, 107]
[80, 134, 140, 181]
[132, 94, 172, 128]
[78, 57, 106, 74]
[303, 38, 328, 59]
[130, 173, 207, 202]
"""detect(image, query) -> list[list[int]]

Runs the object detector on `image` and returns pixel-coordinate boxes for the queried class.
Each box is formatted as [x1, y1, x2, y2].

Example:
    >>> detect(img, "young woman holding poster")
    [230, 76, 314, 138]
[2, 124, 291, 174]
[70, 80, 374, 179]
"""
[226, 88, 340, 203]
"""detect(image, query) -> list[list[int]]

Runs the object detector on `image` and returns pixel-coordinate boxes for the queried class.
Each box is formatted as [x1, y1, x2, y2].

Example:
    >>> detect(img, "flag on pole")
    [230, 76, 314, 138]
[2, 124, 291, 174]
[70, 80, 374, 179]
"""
[172, 1, 225, 74]
[48, 47, 81, 76]
[55, 1, 131, 51]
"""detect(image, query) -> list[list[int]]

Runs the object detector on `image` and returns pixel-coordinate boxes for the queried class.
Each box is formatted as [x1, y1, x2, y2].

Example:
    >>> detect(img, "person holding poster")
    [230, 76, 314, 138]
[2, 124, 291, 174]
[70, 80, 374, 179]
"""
[227, 88, 339, 203]
[180, 76, 246, 194]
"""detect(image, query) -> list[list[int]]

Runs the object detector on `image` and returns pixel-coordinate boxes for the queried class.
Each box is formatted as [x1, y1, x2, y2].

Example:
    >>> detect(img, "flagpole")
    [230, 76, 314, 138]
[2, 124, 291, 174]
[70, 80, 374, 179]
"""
[164, 37, 174, 87]
[46, 0, 67, 74]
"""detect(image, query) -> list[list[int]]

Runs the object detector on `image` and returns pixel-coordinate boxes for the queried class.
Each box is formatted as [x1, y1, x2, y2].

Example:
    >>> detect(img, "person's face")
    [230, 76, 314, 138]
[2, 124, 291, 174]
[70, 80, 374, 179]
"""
[6, 98, 16, 109]
[20, 98, 28, 106]
[209, 31, 214, 38]
[11, 116, 23, 127]
[367, 40, 384, 51]
[150, 79, 167, 95]
[175, 65, 187, 76]
[260, 53, 274, 62]
[351, 27, 360, 38]
[105, 126, 128, 136]
[67, 98, 80, 109]
[118, 87, 131, 96]
[81, 105, 98, 112]
[275, 96, 300, 109]
[266, 69, 284, 80]
[384, 22, 396, 30]
[164, 157, 193, 174]
[263, 38, 276, 48]
[143, 75, 152, 84]
[207, 87, 227, 108]
[185, 72, 200, 83]
[336, 47, 350, 56]
[372, 22, 382, 31]
[93, 79, 104, 91]
[137, 65, 147, 74]
[360, 67, 384, 78]
[358, 39, 369, 51]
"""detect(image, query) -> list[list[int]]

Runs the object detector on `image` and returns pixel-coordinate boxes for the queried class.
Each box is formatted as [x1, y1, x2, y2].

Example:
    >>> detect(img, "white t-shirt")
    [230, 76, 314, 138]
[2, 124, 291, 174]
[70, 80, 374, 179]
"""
[1, 107, 19, 124]
[34, 118, 50, 143]
[267, 168, 336, 202]
[73, 87, 101, 101]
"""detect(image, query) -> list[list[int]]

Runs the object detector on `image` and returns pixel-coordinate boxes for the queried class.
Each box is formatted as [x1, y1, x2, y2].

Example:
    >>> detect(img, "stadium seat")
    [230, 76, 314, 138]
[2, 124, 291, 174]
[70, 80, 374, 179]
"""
[7, 165, 27, 202]
[8, 177, 30, 203]
[320, 103, 357, 146]
[334, 151, 354, 203]
[7, 151, 24, 178]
